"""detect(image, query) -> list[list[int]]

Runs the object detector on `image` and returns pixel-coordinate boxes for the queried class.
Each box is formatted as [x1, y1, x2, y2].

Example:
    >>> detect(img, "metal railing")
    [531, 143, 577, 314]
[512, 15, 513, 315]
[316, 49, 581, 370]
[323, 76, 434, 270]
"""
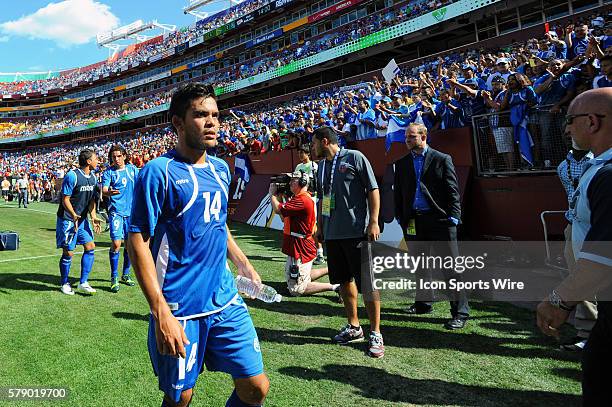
[471, 104, 570, 176]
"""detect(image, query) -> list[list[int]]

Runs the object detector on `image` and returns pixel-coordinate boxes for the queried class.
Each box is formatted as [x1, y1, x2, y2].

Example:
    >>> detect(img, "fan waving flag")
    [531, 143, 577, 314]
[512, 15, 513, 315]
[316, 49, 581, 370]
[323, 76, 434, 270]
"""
[382, 59, 401, 84]
[509, 103, 534, 166]
[385, 116, 408, 152]
[234, 153, 252, 183]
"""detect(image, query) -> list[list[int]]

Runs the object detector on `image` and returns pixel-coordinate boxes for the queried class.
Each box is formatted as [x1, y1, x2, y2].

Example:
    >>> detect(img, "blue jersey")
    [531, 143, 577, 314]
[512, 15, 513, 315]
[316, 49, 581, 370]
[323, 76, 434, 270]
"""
[57, 169, 98, 220]
[101, 163, 138, 216]
[568, 34, 589, 59]
[593, 75, 612, 89]
[500, 87, 537, 112]
[534, 73, 575, 106]
[129, 150, 237, 320]
[435, 99, 465, 129]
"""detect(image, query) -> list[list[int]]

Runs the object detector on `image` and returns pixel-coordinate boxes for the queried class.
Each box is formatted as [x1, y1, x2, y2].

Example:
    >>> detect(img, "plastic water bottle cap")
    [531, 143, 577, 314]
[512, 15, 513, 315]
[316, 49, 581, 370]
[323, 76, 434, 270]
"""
[274, 294, 282, 302]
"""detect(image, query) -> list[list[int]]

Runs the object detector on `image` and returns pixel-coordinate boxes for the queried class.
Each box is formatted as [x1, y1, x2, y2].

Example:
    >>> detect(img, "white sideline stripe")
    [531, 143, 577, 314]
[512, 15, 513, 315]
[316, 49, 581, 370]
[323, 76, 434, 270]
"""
[0, 248, 107, 263]
[0, 205, 57, 215]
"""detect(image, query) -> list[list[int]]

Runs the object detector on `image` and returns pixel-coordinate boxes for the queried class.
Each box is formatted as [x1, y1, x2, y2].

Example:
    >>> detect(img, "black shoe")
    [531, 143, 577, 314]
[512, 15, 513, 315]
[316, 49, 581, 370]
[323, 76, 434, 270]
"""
[405, 304, 433, 315]
[560, 336, 587, 351]
[444, 317, 468, 330]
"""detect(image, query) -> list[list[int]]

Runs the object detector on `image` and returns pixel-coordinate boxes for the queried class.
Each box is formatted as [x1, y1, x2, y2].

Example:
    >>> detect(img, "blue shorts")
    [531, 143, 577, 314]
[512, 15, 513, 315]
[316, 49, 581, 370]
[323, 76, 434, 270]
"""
[109, 212, 129, 241]
[148, 295, 264, 402]
[56, 217, 94, 251]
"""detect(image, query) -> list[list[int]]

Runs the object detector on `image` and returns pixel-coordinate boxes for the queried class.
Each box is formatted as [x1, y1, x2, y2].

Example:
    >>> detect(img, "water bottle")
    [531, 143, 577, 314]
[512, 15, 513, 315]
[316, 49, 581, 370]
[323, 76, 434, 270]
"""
[235, 275, 282, 303]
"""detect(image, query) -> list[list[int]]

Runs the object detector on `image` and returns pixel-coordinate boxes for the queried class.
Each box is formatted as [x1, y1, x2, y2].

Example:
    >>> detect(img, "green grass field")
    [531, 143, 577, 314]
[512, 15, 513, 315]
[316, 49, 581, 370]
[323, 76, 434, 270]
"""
[0, 201, 582, 406]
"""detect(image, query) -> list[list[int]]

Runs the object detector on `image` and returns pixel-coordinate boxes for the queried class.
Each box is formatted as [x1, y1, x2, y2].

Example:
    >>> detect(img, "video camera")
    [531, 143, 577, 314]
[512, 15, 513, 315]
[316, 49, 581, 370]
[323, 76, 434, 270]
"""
[270, 170, 311, 196]
[269, 174, 292, 196]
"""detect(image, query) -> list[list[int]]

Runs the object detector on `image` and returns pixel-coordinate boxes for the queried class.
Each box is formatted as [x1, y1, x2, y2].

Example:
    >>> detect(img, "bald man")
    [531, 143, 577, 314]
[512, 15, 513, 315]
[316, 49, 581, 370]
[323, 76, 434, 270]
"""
[536, 88, 612, 406]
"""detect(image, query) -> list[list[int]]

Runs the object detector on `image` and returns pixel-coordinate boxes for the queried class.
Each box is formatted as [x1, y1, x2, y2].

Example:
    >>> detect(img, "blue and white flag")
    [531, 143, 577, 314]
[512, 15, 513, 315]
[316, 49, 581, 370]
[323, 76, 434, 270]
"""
[382, 59, 401, 84]
[510, 103, 534, 166]
[234, 153, 252, 183]
[385, 116, 407, 152]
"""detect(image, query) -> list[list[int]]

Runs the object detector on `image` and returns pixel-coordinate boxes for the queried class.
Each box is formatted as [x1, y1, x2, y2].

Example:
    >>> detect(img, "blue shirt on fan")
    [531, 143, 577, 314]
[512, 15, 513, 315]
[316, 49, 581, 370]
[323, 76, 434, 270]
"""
[533, 72, 575, 106]
[435, 99, 465, 129]
[412, 146, 431, 211]
[129, 150, 237, 320]
[101, 163, 139, 216]
[568, 34, 589, 59]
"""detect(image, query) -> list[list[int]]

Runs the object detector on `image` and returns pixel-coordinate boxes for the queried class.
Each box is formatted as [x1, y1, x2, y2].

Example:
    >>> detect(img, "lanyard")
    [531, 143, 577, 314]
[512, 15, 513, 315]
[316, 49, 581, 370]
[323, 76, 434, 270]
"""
[321, 148, 342, 195]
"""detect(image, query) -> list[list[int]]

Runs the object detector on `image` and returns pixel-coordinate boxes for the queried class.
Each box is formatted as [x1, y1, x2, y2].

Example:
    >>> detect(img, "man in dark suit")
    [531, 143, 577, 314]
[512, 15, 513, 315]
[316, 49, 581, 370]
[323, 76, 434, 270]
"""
[393, 123, 469, 329]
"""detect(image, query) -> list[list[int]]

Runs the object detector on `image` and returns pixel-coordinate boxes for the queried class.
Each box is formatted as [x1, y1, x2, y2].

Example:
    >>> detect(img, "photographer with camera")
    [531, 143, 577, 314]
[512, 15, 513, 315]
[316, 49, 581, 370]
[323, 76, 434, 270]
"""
[294, 145, 325, 265]
[269, 171, 340, 298]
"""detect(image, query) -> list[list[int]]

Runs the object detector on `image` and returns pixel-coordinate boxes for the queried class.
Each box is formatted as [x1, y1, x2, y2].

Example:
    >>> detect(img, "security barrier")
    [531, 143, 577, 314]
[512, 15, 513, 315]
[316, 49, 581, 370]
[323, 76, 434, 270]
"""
[471, 105, 569, 175]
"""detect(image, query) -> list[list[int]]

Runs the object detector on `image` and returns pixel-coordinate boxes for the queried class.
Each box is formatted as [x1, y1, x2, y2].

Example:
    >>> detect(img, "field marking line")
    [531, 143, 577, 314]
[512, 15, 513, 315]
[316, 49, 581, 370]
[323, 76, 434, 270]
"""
[0, 248, 108, 264]
[0, 205, 58, 215]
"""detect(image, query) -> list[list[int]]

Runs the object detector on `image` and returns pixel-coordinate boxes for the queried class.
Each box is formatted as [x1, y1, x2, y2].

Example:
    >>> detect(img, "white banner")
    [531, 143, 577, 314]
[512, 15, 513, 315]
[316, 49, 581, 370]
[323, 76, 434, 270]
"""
[382, 59, 400, 84]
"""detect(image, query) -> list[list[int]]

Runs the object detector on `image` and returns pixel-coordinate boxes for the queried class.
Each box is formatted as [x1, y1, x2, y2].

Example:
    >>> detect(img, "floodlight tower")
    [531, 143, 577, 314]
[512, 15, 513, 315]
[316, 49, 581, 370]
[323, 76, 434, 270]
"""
[183, 0, 243, 20]
[97, 20, 177, 58]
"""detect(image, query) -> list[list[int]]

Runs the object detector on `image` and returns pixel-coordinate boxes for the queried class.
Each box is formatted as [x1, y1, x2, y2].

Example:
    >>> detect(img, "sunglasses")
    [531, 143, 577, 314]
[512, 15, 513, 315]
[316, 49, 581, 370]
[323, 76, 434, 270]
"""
[564, 113, 607, 125]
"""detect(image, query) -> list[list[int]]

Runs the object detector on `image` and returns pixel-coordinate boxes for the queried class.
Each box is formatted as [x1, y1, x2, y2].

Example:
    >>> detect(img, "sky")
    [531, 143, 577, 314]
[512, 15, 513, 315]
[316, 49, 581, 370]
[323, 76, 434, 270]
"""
[0, 0, 237, 73]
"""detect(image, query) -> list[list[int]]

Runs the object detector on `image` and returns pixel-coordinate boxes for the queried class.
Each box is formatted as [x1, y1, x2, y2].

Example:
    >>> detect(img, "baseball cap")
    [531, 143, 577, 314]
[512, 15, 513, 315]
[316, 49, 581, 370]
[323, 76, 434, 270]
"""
[496, 58, 510, 65]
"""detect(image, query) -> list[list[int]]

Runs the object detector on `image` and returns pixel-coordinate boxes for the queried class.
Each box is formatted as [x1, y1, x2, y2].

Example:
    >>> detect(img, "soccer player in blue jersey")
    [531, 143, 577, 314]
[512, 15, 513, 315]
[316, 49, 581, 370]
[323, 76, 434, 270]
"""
[127, 83, 269, 407]
[56, 149, 102, 295]
[102, 144, 139, 292]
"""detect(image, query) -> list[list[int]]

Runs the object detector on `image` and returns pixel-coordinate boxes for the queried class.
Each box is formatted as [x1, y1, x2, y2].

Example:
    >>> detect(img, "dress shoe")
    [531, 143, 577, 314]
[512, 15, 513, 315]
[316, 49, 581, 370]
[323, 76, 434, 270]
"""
[405, 304, 433, 315]
[560, 336, 587, 351]
[444, 317, 468, 330]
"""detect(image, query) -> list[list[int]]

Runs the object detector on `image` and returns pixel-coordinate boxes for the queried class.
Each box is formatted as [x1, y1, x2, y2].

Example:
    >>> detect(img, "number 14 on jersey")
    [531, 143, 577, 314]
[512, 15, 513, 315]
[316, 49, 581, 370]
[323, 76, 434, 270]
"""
[202, 191, 222, 223]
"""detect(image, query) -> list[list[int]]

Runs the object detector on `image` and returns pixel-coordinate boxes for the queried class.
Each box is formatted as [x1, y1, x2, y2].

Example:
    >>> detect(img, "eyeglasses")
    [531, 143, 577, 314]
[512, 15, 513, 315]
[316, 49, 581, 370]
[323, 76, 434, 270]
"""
[564, 113, 607, 125]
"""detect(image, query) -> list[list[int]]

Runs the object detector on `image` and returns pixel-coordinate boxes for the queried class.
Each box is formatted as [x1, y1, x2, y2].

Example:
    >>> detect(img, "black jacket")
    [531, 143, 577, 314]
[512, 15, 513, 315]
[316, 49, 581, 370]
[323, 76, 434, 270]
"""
[393, 147, 461, 230]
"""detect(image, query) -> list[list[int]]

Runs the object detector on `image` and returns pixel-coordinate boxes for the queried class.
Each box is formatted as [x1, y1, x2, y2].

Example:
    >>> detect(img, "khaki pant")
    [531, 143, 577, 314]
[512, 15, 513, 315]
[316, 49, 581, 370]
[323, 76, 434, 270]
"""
[285, 257, 313, 296]
[564, 224, 598, 337]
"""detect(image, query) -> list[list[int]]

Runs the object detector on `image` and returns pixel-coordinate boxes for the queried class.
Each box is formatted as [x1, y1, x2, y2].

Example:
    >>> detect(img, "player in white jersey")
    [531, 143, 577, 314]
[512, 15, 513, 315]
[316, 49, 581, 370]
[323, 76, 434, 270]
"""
[127, 83, 269, 407]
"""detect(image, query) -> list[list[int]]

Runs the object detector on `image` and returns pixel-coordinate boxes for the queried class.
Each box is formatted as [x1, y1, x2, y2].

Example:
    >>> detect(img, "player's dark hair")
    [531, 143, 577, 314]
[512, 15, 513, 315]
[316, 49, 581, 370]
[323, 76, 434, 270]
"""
[108, 144, 128, 165]
[78, 149, 96, 167]
[313, 126, 339, 145]
[168, 82, 216, 133]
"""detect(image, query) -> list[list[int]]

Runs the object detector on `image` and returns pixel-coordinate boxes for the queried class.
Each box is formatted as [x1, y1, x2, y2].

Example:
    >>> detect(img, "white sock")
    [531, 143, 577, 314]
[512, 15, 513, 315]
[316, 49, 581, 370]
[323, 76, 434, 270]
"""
[317, 248, 324, 256]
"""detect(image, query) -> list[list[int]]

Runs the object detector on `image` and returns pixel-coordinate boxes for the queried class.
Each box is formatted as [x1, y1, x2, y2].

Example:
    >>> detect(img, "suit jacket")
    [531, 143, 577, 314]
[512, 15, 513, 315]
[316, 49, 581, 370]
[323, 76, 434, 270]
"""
[393, 147, 461, 230]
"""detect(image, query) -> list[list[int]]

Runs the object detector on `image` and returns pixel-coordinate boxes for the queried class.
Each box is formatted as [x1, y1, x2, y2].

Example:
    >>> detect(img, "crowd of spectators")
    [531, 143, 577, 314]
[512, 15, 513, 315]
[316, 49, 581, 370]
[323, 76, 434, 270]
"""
[0, 0, 279, 95]
[1, 11, 610, 174]
[217, 13, 611, 171]
[214, 0, 458, 87]
[0, 0, 455, 96]
[195, 0, 269, 32]
[0, 92, 171, 140]
[0, 127, 176, 188]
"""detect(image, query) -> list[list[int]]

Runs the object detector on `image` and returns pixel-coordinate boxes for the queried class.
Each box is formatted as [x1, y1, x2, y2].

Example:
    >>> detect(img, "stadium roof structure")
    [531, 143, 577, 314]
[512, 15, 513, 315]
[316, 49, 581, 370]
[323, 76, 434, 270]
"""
[97, 20, 177, 54]
[183, 0, 242, 20]
[0, 72, 61, 83]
